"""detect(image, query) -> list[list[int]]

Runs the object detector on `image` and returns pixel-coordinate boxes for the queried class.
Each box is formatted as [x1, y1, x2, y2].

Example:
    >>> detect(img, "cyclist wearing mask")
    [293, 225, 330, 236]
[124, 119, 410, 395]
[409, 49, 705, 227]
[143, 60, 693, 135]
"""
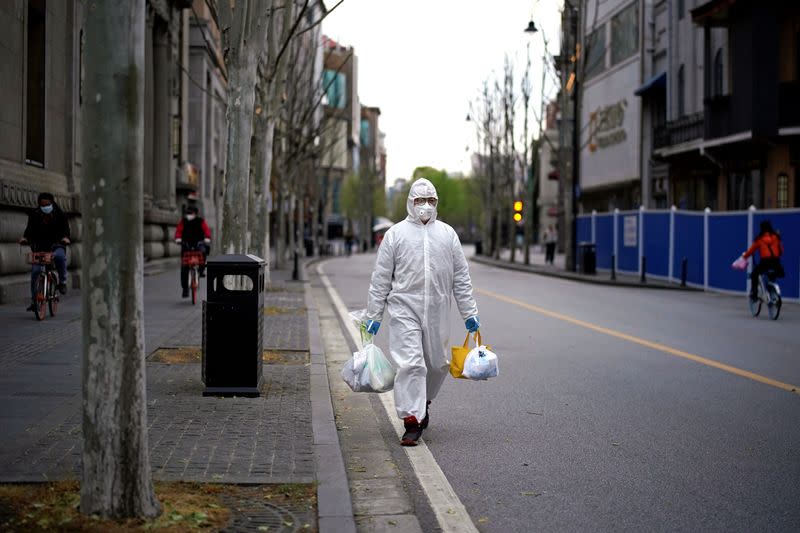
[174, 205, 211, 298]
[364, 178, 480, 446]
[742, 220, 784, 300]
[18, 192, 71, 310]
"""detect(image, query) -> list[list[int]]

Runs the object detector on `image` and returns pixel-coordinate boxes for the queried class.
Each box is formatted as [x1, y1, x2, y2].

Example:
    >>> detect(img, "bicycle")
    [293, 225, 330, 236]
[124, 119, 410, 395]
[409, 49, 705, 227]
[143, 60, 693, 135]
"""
[27, 251, 60, 320]
[181, 249, 205, 305]
[748, 268, 782, 320]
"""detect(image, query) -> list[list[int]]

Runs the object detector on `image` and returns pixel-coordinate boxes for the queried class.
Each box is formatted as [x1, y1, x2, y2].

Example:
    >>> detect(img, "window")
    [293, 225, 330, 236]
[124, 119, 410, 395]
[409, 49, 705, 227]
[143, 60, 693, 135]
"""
[611, 2, 639, 66]
[323, 70, 346, 109]
[585, 25, 606, 79]
[713, 48, 724, 97]
[678, 0, 684, 20]
[728, 169, 763, 210]
[360, 118, 370, 147]
[777, 173, 789, 208]
[677, 64, 685, 116]
[26, 0, 46, 166]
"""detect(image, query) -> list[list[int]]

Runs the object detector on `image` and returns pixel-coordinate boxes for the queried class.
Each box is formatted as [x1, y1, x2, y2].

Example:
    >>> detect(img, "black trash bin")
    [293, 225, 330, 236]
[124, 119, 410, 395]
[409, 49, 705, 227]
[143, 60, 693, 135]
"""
[474, 240, 483, 256]
[577, 242, 597, 275]
[202, 254, 266, 397]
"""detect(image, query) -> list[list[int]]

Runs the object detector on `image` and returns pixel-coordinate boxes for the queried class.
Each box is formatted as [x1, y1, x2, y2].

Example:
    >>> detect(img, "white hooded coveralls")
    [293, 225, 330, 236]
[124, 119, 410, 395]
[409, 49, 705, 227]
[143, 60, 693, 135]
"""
[366, 179, 478, 421]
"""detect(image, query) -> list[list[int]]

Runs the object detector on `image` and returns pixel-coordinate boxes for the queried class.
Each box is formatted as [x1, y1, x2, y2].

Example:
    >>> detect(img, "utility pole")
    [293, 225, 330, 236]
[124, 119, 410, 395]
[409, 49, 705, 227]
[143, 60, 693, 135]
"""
[564, 1, 581, 272]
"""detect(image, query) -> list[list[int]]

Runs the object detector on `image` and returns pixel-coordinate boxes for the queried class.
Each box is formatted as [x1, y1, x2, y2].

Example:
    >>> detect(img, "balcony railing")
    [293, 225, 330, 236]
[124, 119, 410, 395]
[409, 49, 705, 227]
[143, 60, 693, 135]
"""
[653, 112, 704, 149]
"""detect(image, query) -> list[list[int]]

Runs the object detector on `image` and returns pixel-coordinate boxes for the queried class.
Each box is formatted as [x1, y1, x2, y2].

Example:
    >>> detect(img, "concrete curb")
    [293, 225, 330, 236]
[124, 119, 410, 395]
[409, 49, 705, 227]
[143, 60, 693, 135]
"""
[304, 263, 357, 533]
[470, 254, 702, 291]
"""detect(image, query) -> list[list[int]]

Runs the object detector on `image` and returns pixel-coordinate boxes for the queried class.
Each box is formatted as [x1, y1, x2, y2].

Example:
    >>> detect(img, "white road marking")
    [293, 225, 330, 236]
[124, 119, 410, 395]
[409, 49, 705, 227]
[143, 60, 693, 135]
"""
[318, 262, 479, 533]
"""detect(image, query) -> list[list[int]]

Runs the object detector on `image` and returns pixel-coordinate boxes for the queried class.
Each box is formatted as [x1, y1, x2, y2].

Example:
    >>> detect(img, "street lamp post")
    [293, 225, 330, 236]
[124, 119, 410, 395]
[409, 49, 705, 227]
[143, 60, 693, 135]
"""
[568, 3, 580, 273]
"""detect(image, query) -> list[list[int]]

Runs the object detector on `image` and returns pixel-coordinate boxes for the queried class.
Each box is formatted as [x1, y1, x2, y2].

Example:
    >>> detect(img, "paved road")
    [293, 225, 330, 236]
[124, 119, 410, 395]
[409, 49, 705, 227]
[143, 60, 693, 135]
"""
[321, 248, 800, 532]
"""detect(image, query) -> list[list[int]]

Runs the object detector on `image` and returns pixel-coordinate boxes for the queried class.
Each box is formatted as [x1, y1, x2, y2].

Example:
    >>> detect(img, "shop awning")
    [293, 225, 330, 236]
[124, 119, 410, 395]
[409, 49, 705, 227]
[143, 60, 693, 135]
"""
[634, 72, 666, 96]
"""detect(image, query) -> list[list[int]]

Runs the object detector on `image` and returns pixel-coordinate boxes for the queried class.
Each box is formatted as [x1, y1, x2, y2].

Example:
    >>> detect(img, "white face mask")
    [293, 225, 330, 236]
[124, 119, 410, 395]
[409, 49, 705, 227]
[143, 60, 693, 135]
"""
[186, 214, 197, 221]
[416, 204, 435, 223]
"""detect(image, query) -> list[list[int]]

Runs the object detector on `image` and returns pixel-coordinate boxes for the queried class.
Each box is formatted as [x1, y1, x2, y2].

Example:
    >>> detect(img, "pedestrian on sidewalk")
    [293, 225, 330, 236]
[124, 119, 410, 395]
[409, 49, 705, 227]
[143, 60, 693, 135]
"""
[174, 205, 211, 298]
[364, 178, 480, 446]
[544, 224, 557, 265]
[19, 192, 71, 310]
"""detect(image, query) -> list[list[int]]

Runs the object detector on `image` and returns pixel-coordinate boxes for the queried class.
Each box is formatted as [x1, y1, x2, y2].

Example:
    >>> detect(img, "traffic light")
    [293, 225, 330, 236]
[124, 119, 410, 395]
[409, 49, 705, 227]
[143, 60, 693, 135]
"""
[513, 200, 523, 223]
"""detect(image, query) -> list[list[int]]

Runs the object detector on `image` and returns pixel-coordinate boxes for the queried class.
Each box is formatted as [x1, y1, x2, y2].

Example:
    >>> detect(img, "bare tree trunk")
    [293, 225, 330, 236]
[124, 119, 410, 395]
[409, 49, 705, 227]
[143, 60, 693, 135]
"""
[288, 192, 297, 260]
[276, 187, 286, 269]
[216, 1, 269, 254]
[248, 83, 275, 261]
[80, 0, 159, 519]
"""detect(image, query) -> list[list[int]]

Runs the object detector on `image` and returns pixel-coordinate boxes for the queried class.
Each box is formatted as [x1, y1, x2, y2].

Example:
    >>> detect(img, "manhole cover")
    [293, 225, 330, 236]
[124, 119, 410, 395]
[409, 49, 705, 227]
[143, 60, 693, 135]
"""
[218, 485, 316, 532]
[149, 347, 309, 365]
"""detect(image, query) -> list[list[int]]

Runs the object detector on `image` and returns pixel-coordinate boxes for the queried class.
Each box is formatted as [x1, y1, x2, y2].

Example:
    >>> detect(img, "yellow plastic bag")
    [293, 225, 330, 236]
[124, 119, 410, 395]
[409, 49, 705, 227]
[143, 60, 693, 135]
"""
[450, 331, 483, 379]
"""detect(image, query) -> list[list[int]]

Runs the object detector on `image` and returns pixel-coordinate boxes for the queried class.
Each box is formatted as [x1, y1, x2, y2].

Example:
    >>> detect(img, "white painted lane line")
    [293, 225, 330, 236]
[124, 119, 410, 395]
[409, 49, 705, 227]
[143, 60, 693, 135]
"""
[318, 262, 479, 533]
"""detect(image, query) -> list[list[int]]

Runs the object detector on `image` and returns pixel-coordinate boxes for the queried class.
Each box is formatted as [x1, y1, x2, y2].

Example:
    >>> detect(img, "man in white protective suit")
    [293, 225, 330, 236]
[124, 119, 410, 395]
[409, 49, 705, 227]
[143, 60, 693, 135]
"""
[365, 178, 480, 446]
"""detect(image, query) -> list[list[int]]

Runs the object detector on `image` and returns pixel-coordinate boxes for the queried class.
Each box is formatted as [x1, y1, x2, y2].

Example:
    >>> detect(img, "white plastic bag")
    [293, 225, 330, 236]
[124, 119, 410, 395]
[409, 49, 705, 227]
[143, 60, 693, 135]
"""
[461, 345, 499, 380]
[341, 309, 395, 393]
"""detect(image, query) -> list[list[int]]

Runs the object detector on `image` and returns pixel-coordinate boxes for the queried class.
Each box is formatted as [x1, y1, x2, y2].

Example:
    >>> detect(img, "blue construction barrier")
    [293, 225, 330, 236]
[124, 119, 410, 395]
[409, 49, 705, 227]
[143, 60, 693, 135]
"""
[595, 214, 614, 270]
[643, 212, 669, 278]
[576, 217, 591, 247]
[616, 210, 639, 273]
[575, 207, 800, 300]
[672, 212, 704, 286]
[708, 213, 748, 292]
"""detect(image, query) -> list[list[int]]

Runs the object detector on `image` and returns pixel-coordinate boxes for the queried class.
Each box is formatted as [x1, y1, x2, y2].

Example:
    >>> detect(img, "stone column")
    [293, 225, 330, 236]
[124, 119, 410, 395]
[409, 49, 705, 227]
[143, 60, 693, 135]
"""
[143, 8, 154, 206]
[153, 21, 171, 208]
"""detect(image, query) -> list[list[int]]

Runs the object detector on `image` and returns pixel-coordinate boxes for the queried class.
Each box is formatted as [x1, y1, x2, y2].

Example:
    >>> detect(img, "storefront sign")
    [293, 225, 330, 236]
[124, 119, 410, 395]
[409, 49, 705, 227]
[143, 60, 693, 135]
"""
[589, 99, 628, 152]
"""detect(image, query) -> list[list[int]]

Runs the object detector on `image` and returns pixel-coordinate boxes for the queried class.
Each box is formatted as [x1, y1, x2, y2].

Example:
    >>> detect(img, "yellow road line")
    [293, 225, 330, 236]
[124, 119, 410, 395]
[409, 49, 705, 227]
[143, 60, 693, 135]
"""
[476, 287, 800, 396]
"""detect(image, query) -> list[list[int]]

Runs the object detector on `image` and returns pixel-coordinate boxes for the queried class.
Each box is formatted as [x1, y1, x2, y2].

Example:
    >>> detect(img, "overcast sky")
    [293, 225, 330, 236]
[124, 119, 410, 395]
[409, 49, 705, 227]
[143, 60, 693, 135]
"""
[322, 0, 563, 186]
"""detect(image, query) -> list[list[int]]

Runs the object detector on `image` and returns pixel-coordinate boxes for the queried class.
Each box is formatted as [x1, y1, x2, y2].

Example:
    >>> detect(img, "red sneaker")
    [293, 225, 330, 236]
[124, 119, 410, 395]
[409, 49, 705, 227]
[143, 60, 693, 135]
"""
[401, 416, 423, 446]
[420, 401, 430, 429]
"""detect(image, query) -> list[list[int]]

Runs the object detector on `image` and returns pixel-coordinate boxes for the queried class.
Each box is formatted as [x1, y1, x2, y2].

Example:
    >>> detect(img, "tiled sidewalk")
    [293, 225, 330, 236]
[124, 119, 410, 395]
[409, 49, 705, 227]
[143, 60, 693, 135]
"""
[0, 264, 314, 484]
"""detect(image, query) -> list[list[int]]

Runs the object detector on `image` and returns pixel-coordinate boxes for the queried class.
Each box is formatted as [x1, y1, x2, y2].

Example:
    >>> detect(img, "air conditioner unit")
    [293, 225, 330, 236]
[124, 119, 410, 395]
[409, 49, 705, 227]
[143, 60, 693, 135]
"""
[653, 178, 667, 196]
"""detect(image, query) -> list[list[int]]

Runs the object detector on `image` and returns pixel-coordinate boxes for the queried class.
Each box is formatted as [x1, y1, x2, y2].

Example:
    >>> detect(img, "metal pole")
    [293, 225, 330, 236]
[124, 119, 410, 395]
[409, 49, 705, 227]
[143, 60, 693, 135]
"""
[681, 257, 688, 287]
[569, 5, 580, 272]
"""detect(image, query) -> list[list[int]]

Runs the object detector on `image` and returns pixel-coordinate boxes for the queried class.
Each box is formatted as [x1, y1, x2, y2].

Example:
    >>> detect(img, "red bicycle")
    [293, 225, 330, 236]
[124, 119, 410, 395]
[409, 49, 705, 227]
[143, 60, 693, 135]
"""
[181, 250, 205, 305]
[28, 252, 59, 320]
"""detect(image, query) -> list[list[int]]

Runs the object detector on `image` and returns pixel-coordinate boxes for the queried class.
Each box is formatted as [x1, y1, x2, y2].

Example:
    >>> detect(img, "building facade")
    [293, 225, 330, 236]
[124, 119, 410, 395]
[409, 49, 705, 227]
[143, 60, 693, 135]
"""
[578, 0, 644, 212]
[632, 0, 797, 211]
[320, 36, 360, 239]
[538, 102, 561, 242]
[0, 0, 193, 303]
[187, 0, 227, 235]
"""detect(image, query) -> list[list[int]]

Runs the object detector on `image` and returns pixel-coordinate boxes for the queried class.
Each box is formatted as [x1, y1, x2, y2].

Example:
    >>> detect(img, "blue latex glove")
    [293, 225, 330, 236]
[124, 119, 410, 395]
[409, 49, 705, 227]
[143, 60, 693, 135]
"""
[465, 316, 480, 333]
[366, 320, 381, 335]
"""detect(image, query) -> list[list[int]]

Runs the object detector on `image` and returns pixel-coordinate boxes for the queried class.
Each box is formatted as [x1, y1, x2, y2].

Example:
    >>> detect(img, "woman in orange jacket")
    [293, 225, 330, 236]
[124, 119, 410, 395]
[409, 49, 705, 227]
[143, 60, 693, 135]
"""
[742, 220, 784, 299]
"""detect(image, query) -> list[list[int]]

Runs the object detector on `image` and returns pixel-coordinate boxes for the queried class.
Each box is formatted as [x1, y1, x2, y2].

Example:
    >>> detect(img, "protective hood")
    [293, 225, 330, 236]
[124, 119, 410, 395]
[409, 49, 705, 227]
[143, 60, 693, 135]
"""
[406, 178, 439, 224]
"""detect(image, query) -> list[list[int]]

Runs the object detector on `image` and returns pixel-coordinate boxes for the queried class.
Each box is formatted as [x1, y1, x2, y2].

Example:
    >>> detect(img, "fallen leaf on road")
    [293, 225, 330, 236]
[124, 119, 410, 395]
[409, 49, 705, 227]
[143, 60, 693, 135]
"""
[526, 411, 543, 416]
[521, 491, 543, 497]
[478, 517, 489, 523]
